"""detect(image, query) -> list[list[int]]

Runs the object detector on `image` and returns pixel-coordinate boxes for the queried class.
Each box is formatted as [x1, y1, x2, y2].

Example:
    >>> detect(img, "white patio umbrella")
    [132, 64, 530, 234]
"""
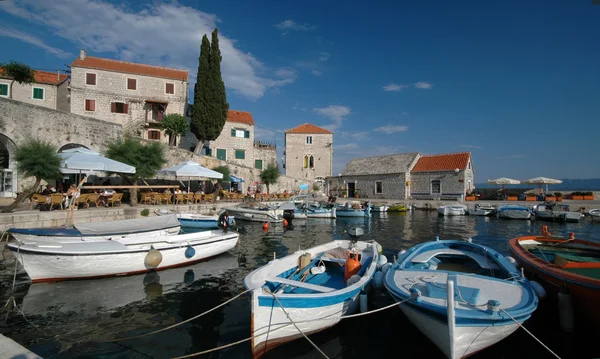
[59, 148, 136, 174]
[487, 177, 521, 191]
[157, 161, 223, 192]
[523, 177, 562, 193]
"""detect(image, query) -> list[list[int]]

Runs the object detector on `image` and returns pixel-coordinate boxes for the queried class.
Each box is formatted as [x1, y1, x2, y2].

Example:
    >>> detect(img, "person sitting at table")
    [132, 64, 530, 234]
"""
[42, 185, 52, 195]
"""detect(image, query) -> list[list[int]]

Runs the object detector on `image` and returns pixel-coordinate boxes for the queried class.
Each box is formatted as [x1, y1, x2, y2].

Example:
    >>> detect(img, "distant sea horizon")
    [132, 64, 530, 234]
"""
[475, 178, 600, 191]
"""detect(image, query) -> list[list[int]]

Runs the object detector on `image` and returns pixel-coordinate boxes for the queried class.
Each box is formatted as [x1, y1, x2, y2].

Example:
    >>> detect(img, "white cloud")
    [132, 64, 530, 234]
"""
[335, 143, 358, 150]
[254, 126, 283, 142]
[460, 144, 482, 149]
[275, 19, 317, 33]
[319, 52, 330, 61]
[311, 70, 322, 76]
[414, 81, 433, 89]
[373, 146, 405, 155]
[0, 0, 295, 100]
[374, 124, 409, 134]
[351, 132, 369, 140]
[383, 83, 408, 92]
[0, 28, 72, 59]
[313, 105, 352, 131]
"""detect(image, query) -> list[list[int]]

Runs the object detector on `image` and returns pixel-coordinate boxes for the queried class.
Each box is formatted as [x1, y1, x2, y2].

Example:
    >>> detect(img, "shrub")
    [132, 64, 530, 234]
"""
[554, 192, 562, 197]
[141, 208, 150, 217]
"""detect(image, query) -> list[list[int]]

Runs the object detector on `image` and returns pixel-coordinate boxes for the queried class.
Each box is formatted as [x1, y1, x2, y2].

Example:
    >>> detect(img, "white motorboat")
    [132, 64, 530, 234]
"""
[224, 205, 283, 223]
[533, 203, 584, 223]
[6, 215, 239, 283]
[371, 204, 389, 212]
[155, 209, 235, 228]
[589, 209, 600, 222]
[437, 204, 468, 216]
[244, 229, 379, 358]
[496, 205, 532, 220]
[469, 203, 496, 216]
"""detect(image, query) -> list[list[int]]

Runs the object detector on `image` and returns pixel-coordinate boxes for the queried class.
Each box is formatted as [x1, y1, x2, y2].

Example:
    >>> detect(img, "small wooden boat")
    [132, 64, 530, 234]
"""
[155, 209, 235, 228]
[533, 203, 584, 223]
[496, 205, 532, 220]
[589, 209, 600, 222]
[371, 204, 389, 212]
[336, 202, 371, 217]
[437, 203, 468, 216]
[291, 201, 337, 219]
[384, 239, 538, 359]
[388, 203, 407, 212]
[508, 228, 600, 327]
[469, 203, 496, 216]
[244, 230, 379, 358]
[6, 215, 239, 283]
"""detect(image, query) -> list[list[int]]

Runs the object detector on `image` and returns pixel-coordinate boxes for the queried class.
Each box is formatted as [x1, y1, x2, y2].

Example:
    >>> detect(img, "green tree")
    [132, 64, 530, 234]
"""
[212, 165, 230, 182]
[260, 163, 280, 194]
[191, 29, 228, 155]
[1, 61, 35, 99]
[1, 139, 62, 213]
[161, 114, 189, 146]
[105, 137, 166, 206]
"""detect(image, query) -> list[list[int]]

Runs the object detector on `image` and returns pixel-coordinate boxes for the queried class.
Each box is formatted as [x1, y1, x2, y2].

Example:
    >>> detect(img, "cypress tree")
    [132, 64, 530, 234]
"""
[209, 29, 229, 139]
[191, 35, 211, 152]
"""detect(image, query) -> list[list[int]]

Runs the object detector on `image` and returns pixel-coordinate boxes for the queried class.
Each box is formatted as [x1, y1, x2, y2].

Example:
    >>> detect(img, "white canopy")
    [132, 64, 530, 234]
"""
[59, 148, 135, 174]
[157, 161, 223, 179]
[487, 177, 521, 185]
[523, 176, 563, 193]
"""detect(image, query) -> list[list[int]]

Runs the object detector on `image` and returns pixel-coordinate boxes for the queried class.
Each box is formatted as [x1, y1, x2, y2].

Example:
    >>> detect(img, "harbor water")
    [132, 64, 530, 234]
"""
[1, 211, 599, 358]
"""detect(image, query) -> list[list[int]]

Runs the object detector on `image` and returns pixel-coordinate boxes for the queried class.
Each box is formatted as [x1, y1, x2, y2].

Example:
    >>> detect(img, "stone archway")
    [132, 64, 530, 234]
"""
[58, 143, 90, 153]
[0, 134, 17, 198]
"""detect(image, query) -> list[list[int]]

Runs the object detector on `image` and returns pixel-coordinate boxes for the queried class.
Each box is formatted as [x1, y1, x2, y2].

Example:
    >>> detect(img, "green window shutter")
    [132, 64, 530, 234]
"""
[244, 130, 250, 138]
[235, 149, 245, 159]
[231, 128, 236, 136]
[0, 84, 8, 96]
[216, 149, 226, 160]
[33, 88, 44, 99]
[255, 159, 263, 169]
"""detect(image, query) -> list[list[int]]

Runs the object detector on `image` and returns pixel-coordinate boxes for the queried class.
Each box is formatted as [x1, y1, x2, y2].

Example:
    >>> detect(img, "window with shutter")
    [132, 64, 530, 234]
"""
[148, 130, 161, 140]
[235, 150, 246, 159]
[111, 102, 128, 114]
[86, 73, 96, 85]
[85, 99, 96, 111]
[244, 130, 250, 138]
[216, 149, 227, 160]
[231, 129, 236, 137]
[165, 83, 175, 94]
[309, 155, 315, 169]
[127, 78, 137, 90]
[32, 87, 44, 100]
[255, 159, 263, 170]
[0, 84, 8, 97]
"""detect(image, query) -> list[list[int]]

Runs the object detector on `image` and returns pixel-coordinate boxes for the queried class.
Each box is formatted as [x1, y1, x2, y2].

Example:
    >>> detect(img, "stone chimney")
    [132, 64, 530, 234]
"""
[79, 49, 86, 60]
[57, 69, 61, 80]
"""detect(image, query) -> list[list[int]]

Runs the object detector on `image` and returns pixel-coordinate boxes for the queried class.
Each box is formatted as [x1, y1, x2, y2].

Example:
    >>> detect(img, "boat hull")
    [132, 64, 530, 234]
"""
[469, 209, 494, 216]
[497, 207, 532, 220]
[534, 211, 583, 223]
[225, 208, 283, 223]
[178, 214, 235, 228]
[438, 205, 468, 216]
[8, 232, 239, 283]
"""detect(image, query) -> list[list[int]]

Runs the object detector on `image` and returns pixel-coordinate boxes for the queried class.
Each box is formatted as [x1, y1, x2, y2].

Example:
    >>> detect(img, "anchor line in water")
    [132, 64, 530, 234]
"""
[500, 308, 562, 359]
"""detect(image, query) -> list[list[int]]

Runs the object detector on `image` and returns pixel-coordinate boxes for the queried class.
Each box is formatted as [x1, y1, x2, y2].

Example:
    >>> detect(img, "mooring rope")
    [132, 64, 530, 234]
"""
[500, 308, 562, 359]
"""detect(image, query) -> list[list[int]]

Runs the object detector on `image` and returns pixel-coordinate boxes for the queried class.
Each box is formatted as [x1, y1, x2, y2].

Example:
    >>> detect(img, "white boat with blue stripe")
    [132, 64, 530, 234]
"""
[243, 229, 379, 358]
[155, 209, 235, 229]
[383, 239, 538, 359]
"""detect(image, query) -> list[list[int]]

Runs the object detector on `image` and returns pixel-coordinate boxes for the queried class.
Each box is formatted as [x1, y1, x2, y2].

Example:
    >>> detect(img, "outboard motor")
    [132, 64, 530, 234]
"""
[348, 227, 364, 246]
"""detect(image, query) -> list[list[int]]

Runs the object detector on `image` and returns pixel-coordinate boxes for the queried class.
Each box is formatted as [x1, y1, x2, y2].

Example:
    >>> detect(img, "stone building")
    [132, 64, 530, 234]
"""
[69, 50, 188, 144]
[284, 123, 333, 183]
[0, 69, 69, 111]
[330, 151, 474, 200]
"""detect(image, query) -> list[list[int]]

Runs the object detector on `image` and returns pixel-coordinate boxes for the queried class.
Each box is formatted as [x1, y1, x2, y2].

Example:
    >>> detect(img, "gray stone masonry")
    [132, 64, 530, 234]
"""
[285, 132, 333, 181]
[0, 78, 69, 111]
[209, 121, 255, 168]
[411, 170, 473, 199]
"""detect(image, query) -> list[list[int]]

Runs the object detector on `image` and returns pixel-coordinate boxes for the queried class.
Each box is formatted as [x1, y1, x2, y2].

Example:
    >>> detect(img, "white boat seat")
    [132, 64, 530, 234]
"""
[265, 276, 335, 293]
[321, 257, 346, 264]
[411, 249, 497, 269]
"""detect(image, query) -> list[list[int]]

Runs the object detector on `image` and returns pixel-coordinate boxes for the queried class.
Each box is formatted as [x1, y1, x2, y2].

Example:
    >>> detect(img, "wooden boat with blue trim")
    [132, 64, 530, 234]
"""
[384, 239, 538, 359]
[243, 230, 379, 358]
[508, 228, 600, 326]
[155, 209, 235, 229]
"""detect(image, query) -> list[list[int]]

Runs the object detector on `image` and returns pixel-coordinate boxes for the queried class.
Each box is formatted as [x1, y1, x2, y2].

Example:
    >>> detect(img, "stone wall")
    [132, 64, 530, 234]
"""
[56, 81, 70, 112]
[209, 121, 255, 168]
[253, 143, 277, 170]
[0, 79, 61, 111]
[410, 170, 469, 199]
[329, 173, 409, 199]
[285, 132, 333, 181]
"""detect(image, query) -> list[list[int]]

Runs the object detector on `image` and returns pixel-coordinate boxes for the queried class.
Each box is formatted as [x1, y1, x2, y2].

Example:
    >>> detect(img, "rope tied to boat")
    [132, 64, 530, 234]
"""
[500, 307, 562, 359]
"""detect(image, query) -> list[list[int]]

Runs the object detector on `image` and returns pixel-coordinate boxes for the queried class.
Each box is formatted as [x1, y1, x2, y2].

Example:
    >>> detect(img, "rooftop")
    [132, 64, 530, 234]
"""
[0, 68, 69, 86]
[411, 152, 471, 172]
[228, 110, 255, 125]
[71, 53, 188, 81]
[341, 152, 420, 176]
[286, 123, 333, 135]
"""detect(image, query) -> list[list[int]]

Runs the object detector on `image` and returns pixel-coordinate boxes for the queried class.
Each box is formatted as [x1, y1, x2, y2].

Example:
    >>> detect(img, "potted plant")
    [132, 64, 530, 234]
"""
[572, 191, 584, 200]
[354, 189, 360, 198]
[554, 192, 563, 202]
[507, 195, 518, 201]
[584, 191, 595, 200]
[525, 193, 537, 201]
[341, 189, 347, 198]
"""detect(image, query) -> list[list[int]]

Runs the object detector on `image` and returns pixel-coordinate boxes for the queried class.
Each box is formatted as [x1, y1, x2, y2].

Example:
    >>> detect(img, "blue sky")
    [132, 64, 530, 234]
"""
[1, 0, 599, 182]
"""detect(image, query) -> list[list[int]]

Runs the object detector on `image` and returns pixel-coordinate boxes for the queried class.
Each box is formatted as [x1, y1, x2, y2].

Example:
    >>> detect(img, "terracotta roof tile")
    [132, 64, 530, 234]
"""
[411, 152, 471, 172]
[227, 110, 254, 125]
[71, 56, 188, 81]
[286, 123, 333, 134]
[0, 68, 69, 85]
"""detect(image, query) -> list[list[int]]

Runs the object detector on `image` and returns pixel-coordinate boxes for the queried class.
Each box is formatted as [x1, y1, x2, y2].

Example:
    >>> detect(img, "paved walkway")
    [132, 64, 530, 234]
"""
[0, 334, 42, 359]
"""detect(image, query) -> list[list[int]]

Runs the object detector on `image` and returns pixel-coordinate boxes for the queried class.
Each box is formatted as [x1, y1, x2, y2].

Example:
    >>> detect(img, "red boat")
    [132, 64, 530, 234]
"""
[508, 227, 600, 328]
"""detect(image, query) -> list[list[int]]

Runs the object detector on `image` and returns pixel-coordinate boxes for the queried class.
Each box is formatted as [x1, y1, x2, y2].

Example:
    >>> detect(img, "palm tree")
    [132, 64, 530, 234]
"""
[1, 61, 35, 99]
[260, 163, 280, 194]
[1, 139, 62, 213]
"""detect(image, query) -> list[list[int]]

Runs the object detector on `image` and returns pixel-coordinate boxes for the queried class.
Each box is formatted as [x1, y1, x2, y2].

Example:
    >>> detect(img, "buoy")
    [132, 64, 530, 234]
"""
[185, 246, 195, 259]
[377, 255, 388, 269]
[359, 292, 368, 313]
[569, 232, 575, 240]
[530, 281, 546, 299]
[283, 219, 288, 226]
[346, 274, 361, 286]
[377, 243, 383, 254]
[344, 251, 362, 282]
[558, 292, 574, 332]
[504, 256, 518, 267]
[373, 271, 384, 289]
[541, 225, 551, 236]
[263, 222, 269, 231]
[381, 262, 392, 275]
[145, 248, 163, 267]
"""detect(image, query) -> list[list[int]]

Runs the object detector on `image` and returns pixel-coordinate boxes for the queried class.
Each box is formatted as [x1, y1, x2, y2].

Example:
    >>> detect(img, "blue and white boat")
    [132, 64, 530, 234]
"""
[384, 239, 538, 359]
[293, 202, 337, 219]
[155, 209, 235, 229]
[336, 202, 371, 217]
[496, 205, 532, 220]
[244, 230, 379, 358]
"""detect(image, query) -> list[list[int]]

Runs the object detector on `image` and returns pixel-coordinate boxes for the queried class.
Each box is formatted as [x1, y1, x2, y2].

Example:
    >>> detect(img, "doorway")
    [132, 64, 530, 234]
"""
[347, 182, 355, 198]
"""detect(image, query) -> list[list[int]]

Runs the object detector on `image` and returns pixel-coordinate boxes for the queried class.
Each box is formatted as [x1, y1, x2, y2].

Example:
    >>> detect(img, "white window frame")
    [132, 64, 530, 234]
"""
[375, 181, 383, 194]
[85, 72, 97, 86]
[306, 136, 313, 145]
[32, 87, 45, 101]
[84, 98, 96, 112]
[431, 180, 441, 194]
[165, 82, 175, 95]
[0, 82, 9, 98]
[126, 78, 137, 91]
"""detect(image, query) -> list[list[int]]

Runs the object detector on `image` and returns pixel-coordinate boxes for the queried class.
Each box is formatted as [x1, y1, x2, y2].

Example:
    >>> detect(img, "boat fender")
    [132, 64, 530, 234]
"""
[558, 292, 574, 332]
[377, 243, 383, 254]
[381, 262, 392, 275]
[504, 256, 518, 267]
[310, 265, 326, 275]
[283, 219, 288, 226]
[185, 246, 195, 259]
[263, 222, 269, 231]
[373, 271, 384, 289]
[359, 292, 368, 313]
[184, 269, 195, 284]
[346, 274, 361, 286]
[344, 252, 362, 282]
[145, 248, 163, 267]
[377, 255, 388, 269]
[529, 281, 546, 299]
